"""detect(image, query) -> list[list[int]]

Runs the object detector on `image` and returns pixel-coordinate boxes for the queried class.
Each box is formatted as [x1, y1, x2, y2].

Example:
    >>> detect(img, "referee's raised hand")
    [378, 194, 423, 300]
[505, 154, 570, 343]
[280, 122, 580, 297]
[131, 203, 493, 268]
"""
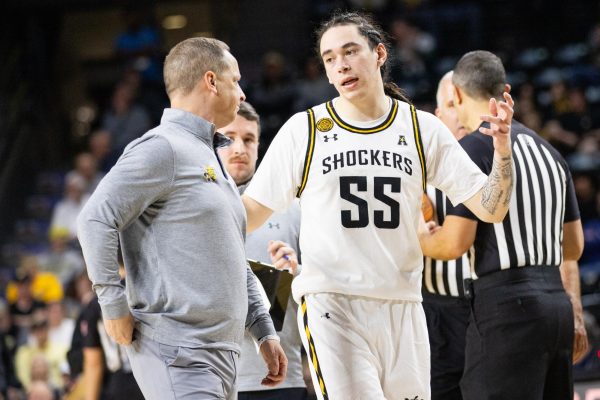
[479, 91, 514, 157]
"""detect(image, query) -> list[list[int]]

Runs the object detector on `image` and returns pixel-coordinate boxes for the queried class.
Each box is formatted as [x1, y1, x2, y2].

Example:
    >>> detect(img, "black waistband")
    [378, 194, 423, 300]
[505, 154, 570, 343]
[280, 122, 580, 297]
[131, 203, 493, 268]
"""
[422, 291, 470, 305]
[472, 265, 562, 293]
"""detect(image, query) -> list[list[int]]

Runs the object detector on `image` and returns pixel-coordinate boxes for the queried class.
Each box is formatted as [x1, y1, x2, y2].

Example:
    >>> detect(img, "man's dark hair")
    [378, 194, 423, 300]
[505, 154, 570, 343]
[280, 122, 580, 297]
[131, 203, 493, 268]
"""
[315, 10, 411, 103]
[237, 101, 261, 136]
[453, 50, 506, 100]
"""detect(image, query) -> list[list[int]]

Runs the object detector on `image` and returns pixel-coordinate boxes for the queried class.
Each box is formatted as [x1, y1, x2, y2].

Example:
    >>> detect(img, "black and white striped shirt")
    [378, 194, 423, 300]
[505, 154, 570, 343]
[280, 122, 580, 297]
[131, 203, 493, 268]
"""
[446, 120, 580, 278]
[422, 186, 471, 297]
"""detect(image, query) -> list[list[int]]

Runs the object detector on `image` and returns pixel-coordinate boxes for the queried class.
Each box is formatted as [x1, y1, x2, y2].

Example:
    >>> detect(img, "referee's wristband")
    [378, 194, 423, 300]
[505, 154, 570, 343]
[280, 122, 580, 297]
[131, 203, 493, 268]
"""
[257, 334, 280, 347]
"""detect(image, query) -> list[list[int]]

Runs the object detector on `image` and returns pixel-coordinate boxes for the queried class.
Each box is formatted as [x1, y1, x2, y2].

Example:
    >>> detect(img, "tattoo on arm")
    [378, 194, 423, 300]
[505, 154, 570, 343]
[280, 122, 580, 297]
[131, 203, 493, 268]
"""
[481, 156, 513, 214]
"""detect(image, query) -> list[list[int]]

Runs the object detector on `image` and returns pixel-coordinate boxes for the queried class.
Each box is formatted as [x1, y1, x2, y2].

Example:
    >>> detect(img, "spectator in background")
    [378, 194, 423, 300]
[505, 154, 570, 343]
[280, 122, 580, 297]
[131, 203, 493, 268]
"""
[294, 56, 337, 112]
[46, 302, 74, 351]
[388, 17, 436, 98]
[87, 130, 118, 173]
[37, 227, 85, 288]
[574, 173, 600, 221]
[100, 82, 152, 154]
[6, 256, 63, 346]
[247, 51, 298, 150]
[65, 153, 104, 195]
[7, 270, 46, 346]
[0, 300, 22, 399]
[49, 174, 90, 243]
[113, 5, 162, 85]
[27, 380, 55, 400]
[0, 299, 18, 354]
[29, 354, 61, 398]
[15, 313, 68, 391]
[559, 87, 600, 137]
[543, 80, 571, 120]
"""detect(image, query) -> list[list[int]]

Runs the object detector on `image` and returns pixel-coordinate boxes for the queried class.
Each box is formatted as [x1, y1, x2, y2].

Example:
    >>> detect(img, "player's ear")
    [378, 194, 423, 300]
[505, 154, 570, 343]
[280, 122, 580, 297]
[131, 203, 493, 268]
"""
[375, 43, 387, 67]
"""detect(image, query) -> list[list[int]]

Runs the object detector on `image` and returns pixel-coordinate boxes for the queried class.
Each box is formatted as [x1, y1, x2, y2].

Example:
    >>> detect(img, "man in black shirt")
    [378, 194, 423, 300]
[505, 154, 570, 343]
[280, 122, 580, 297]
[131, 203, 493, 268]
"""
[420, 50, 588, 400]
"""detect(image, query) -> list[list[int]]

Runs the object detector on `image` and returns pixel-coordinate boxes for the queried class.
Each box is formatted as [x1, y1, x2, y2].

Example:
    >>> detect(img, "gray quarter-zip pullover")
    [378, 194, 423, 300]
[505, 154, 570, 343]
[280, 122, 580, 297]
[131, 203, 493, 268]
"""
[77, 108, 275, 351]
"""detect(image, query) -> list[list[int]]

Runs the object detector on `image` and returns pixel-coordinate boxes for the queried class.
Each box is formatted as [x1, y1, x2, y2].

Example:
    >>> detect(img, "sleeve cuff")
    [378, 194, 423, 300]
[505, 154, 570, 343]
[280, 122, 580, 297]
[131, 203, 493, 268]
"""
[98, 295, 130, 320]
[257, 334, 280, 348]
[248, 317, 277, 343]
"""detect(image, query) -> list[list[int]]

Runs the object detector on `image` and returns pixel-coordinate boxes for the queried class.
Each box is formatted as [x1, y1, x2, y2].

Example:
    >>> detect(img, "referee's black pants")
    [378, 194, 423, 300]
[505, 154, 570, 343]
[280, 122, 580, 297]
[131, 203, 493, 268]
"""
[461, 266, 574, 400]
[422, 292, 470, 400]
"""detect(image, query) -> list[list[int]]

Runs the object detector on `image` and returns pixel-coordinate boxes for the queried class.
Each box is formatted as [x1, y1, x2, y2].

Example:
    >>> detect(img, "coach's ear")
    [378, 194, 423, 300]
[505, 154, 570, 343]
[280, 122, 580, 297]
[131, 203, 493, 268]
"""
[204, 71, 218, 94]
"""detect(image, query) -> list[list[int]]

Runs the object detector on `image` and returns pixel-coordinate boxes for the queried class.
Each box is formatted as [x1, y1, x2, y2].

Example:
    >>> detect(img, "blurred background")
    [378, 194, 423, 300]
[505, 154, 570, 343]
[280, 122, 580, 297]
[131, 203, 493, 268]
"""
[0, 0, 599, 398]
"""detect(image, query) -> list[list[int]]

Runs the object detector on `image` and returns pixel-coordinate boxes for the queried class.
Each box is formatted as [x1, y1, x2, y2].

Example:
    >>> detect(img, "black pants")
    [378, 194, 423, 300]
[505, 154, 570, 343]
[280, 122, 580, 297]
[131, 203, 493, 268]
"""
[461, 266, 574, 400]
[423, 292, 470, 400]
[105, 370, 145, 400]
[238, 387, 308, 400]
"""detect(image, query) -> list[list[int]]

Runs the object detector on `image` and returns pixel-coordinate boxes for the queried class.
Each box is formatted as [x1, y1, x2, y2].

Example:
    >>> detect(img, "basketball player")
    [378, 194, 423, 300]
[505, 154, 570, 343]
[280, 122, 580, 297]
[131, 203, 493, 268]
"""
[241, 12, 514, 400]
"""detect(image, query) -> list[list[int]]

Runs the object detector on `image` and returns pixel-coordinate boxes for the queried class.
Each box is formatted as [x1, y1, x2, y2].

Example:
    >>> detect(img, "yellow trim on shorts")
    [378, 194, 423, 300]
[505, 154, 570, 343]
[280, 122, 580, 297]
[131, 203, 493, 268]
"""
[301, 297, 329, 399]
[410, 104, 427, 192]
[326, 99, 398, 134]
[296, 109, 316, 198]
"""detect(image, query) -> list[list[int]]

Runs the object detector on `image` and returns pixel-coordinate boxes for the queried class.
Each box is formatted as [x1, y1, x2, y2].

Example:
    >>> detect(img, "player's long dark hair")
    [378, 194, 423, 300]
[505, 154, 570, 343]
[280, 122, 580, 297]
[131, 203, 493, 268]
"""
[315, 11, 411, 104]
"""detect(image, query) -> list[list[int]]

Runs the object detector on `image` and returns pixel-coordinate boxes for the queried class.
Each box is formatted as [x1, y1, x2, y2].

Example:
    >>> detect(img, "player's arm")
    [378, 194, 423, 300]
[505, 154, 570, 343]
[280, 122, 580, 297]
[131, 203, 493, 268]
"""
[242, 195, 275, 233]
[419, 215, 477, 260]
[461, 93, 514, 223]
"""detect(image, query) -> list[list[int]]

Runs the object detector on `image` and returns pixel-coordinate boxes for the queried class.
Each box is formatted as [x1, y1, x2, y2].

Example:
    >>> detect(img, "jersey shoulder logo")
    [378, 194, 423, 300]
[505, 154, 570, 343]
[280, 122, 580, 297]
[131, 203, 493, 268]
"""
[203, 166, 217, 182]
[316, 117, 334, 132]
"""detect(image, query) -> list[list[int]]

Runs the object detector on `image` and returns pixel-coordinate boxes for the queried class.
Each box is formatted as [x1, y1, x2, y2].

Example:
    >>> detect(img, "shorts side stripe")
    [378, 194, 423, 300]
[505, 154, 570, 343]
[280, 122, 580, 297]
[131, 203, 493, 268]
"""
[301, 297, 329, 399]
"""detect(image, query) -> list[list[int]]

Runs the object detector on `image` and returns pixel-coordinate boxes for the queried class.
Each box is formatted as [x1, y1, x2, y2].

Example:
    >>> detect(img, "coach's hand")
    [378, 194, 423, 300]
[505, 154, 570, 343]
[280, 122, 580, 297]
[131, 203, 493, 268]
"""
[259, 339, 288, 387]
[104, 313, 135, 345]
[268, 240, 299, 275]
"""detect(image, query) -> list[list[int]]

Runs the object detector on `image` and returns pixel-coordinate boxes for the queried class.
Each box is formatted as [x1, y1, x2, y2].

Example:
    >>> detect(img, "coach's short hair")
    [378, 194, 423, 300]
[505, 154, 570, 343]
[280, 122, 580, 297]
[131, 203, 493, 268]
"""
[164, 37, 230, 97]
[453, 50, 506, 100]
[237, 102, 261, 136]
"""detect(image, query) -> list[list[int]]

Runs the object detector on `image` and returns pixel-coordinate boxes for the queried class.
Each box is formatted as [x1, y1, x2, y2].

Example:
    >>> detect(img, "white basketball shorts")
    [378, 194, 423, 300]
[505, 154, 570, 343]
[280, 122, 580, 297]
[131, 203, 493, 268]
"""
[299, 292, 430, 400]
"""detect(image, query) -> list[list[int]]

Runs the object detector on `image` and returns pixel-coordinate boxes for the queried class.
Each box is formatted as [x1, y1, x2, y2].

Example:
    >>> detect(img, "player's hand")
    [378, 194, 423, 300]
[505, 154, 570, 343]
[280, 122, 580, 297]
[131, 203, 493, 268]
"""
[268, 240, 299, 275]
[259, 339, 288, 387]
[572, 298, 589, 363]
[104, 313, 135, 345]
[479, 92, 514, 157]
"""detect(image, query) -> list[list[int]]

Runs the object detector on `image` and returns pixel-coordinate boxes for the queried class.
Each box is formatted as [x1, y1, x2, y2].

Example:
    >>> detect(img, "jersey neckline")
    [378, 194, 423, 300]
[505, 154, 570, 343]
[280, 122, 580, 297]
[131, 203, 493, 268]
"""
[325, 98, 398, 134]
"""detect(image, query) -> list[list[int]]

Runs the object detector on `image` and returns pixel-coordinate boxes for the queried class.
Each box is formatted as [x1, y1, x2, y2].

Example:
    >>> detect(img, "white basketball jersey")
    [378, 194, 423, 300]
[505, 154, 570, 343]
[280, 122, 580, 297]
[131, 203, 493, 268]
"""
[246, 97, 487, 302]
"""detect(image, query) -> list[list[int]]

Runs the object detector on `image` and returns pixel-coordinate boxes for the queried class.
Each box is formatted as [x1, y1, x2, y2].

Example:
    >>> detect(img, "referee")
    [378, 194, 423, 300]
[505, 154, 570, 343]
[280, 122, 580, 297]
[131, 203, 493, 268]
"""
[420, 50, 588, 400]
[422, 71, 471, 400]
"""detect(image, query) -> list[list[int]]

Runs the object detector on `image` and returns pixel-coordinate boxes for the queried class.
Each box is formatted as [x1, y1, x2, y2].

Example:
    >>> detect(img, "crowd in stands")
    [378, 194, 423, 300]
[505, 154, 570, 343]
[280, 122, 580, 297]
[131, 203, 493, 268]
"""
[0, 5, 598, 399]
